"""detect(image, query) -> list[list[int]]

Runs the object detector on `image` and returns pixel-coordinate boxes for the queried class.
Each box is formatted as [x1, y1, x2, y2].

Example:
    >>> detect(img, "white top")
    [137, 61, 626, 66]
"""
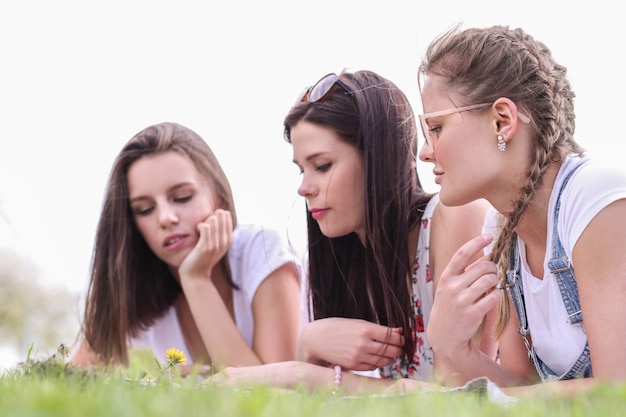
[484, 153, 626, 374]
[129, 223, 299, 364]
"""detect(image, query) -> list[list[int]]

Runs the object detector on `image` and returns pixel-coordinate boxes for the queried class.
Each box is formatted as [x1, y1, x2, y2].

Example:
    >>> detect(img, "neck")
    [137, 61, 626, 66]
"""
[513, 164, 559, 247]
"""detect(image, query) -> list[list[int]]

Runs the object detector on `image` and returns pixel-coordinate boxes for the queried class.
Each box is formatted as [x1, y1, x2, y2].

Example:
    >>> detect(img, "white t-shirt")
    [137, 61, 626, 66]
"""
[484, 153, 626, 374]
[129, 223, 300, 364]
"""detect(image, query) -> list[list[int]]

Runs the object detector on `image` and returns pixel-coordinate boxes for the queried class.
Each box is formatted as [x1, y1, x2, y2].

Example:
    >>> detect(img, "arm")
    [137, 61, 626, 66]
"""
[181, 212, 303, 369]
[182, 279, 262, 369]
[572, 198, 626, 381]
[297, 317, 404, 370]
[250, 262, 301, 363]
[206, 361, 437, 394]
[179, 210, 261, 369]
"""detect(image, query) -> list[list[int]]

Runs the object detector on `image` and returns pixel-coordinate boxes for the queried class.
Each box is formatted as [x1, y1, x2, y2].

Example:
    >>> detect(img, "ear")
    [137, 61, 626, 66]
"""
[492, 98, 524, 143]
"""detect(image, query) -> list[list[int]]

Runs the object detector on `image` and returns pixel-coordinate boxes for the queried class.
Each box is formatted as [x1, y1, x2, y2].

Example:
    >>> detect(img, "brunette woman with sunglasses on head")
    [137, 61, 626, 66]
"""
[207, 70, 496, 394]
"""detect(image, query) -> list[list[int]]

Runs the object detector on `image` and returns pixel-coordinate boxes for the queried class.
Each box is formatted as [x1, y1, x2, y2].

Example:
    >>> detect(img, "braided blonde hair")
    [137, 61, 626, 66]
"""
[419, 24, 585, 336]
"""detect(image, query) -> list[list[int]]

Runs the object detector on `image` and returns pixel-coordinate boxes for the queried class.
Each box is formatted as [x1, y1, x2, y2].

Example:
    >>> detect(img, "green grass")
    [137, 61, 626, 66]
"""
[1, 346, 626, 417]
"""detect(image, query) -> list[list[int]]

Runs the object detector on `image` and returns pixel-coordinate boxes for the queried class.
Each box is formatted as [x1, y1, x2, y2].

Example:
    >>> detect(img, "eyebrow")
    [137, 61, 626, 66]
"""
[292, 151, 329, 165]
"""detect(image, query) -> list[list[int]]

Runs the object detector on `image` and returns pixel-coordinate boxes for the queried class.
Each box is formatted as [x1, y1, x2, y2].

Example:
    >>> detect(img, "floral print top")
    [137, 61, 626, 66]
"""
[378, 194, 439, 381]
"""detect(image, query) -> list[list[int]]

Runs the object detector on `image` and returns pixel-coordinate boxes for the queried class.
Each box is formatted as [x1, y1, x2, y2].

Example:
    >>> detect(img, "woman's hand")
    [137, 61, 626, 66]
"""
[206, 361, 303, 389]
[178, 209, 233, 280]
[427, 234, 500, 360]
[298, 317, 404, 371]
[178, 364, 212, 378]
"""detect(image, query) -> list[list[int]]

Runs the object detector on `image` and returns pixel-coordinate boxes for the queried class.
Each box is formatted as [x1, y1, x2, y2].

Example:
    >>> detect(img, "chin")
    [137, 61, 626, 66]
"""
[320, 230, 340, 239]
[319, 227, 350, 239]
[439, 191, 470, 208]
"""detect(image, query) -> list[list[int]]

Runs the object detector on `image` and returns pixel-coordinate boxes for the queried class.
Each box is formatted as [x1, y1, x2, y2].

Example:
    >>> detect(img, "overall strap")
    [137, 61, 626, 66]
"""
[546, 164, 585, 324]
[505, 161, 585, 361]
[504, 234, 533, 355]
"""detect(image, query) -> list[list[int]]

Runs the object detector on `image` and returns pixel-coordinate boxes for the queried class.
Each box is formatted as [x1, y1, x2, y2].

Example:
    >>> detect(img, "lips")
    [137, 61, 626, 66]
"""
[433, 168, 443, 185]
[165, 236, 183, 246]
[310, 208, 328, 220]
[163, 234, 187, 250]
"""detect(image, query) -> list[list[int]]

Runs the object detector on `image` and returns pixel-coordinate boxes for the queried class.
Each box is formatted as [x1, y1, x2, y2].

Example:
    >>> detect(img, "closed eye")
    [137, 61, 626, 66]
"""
[173, 195, 192, 203]
[316, 162, 332, 172]
[133, 206, 154, 216]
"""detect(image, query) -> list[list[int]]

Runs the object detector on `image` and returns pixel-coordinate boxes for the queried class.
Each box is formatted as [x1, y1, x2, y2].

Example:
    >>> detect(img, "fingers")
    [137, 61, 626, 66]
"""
[197, 209, 233, 249]
[178, 364, 212, 377]
[475, 285, 501, 316]
[465, 252, 491, 271]
[358, 339, 403, 369]
[444, 233, 494, 277]
[439, 234, 499, 297]
[309, 319, 408, 371]
[363, 326, 404, 368]
[380, 327, 404, 347]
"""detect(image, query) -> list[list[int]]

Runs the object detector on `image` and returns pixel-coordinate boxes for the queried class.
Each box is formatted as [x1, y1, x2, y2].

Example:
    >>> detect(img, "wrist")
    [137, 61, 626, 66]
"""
[297, 324, 322, 364]
[434, 337, 476, 359]
[435, 343, 479, 372]
[180, 276, 216, 294]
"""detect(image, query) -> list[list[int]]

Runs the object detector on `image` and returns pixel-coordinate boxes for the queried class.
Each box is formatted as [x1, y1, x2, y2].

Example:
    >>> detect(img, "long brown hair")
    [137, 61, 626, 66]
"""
[81, 122, 238, 365]
[284, 70, 433, 362]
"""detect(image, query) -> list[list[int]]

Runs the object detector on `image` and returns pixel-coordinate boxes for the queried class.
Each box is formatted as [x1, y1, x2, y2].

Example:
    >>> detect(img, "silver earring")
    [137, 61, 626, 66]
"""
[497, 135, 506, 152]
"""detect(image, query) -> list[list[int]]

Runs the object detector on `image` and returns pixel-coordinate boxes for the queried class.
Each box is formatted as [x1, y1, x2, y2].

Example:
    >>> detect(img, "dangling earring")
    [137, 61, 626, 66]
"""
[497, 135, 506, 152]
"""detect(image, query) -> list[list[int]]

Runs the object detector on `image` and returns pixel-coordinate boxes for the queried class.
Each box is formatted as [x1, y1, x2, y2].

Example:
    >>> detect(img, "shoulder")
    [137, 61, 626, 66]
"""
[231, 223, 287, 251]
[229, 223, 298, 272]
[555, 154, 626, 251]
[561, 153, 626, 195]
[233, 223, 271, 239]
[556, 154, 626, 221]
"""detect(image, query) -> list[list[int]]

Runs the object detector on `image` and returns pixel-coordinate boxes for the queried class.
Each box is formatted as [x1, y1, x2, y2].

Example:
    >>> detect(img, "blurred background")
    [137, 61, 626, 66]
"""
[1, 0, 623, 370]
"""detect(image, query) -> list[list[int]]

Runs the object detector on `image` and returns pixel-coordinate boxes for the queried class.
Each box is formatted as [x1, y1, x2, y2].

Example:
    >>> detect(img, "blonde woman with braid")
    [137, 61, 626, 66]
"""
[414, 25, 626, 394]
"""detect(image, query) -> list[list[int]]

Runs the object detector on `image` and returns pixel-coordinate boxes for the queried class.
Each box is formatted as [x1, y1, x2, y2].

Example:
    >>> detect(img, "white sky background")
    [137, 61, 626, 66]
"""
[0, 1, 624, 363]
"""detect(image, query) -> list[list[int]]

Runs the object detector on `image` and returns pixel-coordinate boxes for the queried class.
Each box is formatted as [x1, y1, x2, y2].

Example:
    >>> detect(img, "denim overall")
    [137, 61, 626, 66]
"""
[505, 164, 593, 381]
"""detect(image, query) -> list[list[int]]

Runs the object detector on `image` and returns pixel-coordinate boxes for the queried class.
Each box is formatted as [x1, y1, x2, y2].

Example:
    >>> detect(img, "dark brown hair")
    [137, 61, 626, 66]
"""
[284, 70, 433, 362]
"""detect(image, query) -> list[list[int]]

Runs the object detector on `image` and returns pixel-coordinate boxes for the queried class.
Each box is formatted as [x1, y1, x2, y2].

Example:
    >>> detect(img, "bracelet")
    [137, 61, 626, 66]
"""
[332, 365, 342, 394]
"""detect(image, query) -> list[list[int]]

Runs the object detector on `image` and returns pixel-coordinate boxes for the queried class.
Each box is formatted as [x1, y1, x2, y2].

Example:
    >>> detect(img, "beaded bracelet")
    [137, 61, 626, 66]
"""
[332, 365, 342, 394]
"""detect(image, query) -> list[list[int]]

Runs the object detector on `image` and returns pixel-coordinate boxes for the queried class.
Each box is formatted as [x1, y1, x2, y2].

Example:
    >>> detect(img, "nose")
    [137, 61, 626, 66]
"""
[158, 204, 179, 228]
[297, 173, 317, 198]
[418, 141, 434, 163]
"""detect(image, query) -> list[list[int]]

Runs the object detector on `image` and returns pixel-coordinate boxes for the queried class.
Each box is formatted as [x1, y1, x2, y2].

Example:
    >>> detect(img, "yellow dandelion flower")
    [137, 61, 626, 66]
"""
[165, 347, 187, 366]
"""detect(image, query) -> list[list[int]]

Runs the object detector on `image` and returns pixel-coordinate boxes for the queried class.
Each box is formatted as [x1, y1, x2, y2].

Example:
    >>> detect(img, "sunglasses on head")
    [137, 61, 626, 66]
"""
[295, 72, 352, 105]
